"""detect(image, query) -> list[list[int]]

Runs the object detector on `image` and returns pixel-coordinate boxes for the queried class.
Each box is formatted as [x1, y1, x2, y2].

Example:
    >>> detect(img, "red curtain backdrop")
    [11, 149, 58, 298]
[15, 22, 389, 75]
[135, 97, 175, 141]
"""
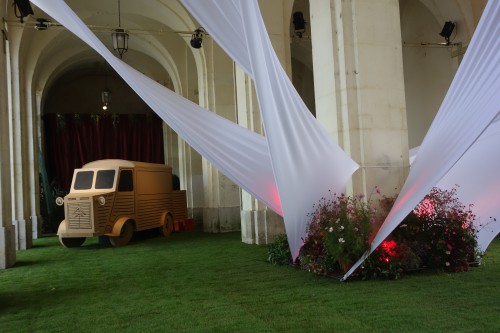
[43, 113, 165, 192]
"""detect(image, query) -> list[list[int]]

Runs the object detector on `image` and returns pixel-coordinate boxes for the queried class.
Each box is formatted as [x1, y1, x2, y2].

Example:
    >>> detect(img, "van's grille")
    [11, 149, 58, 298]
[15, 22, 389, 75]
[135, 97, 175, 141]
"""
[67, 202, 92, 229]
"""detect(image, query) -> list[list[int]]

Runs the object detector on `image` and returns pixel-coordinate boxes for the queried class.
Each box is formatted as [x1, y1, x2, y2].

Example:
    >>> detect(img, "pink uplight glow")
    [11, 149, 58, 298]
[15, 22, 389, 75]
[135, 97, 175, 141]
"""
[413, 197, 436, 218]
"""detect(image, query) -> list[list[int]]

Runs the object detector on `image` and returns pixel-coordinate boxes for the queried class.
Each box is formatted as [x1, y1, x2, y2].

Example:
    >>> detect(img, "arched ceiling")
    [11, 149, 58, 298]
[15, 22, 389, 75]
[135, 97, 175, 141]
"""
[6, 0, 205, 114]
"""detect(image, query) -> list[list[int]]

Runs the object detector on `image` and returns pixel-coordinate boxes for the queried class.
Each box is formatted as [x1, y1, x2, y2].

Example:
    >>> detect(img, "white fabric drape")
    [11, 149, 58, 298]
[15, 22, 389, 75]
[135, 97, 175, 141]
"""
[32, 0, 358, 259]
[343, 0, 500, 279]
[180, 0, 359, 259]
[419, 113, 500, 253]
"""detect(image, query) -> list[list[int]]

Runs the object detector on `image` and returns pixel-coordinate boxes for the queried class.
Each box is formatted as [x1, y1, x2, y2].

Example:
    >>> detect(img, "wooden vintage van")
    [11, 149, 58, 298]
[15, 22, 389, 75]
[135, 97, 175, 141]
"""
[56, 159, 189, 247]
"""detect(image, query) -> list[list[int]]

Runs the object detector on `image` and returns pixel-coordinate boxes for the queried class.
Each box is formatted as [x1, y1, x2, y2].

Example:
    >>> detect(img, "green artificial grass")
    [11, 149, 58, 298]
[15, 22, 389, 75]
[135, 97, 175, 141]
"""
[1, 231, 500, 332]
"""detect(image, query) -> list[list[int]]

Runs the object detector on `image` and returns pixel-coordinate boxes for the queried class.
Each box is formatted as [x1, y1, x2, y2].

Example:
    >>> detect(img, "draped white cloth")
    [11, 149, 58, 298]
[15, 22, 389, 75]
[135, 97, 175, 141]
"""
[343, 0, 500, 279]
[180, 0, 359, 258]
[32, 0, 358, 259]
[410, 114, 500, 253]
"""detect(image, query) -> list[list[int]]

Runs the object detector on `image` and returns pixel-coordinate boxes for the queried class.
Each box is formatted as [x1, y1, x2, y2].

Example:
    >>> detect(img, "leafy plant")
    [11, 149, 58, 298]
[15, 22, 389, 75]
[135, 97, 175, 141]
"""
[392, 187, 478, 272]
[267, 233, 292, 266]
[363, 187, 479, 279]
[302, 192, 374, 273]
[361, 241, 421, 280]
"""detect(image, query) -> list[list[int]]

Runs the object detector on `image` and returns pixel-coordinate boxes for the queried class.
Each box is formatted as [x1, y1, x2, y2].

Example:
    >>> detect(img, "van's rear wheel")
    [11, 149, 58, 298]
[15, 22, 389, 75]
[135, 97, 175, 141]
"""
[59, 236, 86, 248]
[160, 212, 174, 237]
[109, 221, 134, 247]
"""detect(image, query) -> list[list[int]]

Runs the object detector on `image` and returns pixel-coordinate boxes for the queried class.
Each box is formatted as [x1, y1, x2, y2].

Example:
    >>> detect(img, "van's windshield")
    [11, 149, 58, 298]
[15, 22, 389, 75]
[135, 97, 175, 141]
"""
[73, 169, 116, 190]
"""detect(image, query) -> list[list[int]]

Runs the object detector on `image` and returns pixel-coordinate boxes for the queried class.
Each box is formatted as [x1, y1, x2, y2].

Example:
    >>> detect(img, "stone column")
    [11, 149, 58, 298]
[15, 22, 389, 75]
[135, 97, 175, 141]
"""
[309, 0, 409, 197]
[235, 65, 286, 245]
[1, 18, 17, 268]
[8, 24, 32, 249]
[201, 40, 241, 232]
[25, 86, 40, 239]
[237, 0, 291, 244]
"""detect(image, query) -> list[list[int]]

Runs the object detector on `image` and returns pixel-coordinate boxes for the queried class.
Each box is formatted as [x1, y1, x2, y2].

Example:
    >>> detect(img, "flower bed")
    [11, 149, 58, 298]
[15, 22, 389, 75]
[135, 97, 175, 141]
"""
[268, 187, 480, 280]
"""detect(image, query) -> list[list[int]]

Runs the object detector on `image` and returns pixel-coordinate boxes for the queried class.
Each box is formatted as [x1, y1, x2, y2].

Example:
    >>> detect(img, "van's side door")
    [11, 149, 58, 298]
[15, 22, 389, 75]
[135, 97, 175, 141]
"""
[111, 169, 135, 222]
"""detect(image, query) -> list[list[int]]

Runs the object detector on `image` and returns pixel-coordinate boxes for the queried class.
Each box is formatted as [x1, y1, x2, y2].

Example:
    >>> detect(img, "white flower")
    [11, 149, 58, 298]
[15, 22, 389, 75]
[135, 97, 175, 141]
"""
[340, 226, 344, 230]
[338, 237, 345, 243]
[329, 227, 333, 233]
[335, 218, 340, 224]
[446, 251, 451, 255]
[445, 262, 450, 267]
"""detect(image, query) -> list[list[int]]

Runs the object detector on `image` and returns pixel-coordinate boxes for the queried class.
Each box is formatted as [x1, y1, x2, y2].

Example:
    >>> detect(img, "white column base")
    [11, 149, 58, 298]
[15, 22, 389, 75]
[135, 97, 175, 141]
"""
[240, 209, 285, 245]
[31, 215, 41, 240]
[15, 219, 33, 250]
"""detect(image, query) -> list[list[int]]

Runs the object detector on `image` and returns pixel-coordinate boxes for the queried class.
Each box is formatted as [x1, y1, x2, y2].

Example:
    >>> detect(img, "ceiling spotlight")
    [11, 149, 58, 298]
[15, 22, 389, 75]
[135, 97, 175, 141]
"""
[293, 11, 306, 38]
[439, 21, 456, 45]
[35, 18, 51, 31]
[13, 0, 34, 23]
[190, 28, 204, 49]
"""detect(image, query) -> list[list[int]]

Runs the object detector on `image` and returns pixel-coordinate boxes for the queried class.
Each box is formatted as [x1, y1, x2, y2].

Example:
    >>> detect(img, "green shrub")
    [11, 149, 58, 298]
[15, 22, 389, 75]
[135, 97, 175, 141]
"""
[267, 234, 292, 266]
[299, 192, 374, 274]
[392, 187, 478, 272]
[363, 187, 478, 279]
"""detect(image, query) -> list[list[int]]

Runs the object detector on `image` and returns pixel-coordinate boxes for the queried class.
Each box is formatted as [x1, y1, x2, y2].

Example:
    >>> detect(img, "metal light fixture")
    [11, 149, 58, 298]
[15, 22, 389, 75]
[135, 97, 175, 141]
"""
[293, 12, 306, 38]
[439, 21, 456, 45]
[112, 0, 129, 58]
[190, 28, 204, 49]
[35, 18, 51, 31]
[101, 88, 111, 111]
[13, 0, 34, 23]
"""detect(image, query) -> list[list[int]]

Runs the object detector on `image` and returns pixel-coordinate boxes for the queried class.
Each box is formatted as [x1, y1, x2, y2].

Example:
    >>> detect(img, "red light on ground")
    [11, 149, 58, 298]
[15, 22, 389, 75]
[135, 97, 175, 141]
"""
[381, 240, 397, 257]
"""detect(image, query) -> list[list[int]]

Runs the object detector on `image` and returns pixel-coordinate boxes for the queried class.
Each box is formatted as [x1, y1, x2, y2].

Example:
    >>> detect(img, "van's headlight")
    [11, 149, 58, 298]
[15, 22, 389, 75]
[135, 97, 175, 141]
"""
[55, 197, 64, 206]
[98, 196, 106, 206]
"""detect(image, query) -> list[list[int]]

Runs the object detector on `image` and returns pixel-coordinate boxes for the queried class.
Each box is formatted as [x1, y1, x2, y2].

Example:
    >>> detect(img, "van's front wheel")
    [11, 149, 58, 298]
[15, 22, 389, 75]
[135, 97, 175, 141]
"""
[59, 236, 86, 248]
[109, 221, 134, 247]
[160, 212, 174, 237]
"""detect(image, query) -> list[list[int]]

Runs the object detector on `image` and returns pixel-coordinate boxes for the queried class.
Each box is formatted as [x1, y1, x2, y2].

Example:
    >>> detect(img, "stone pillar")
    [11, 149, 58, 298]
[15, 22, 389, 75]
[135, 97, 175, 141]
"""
[26, 86, 40, 239]
[237, 1, 291, 244]
[235, 65, 287, 244]
[309, 0, 409, 197]
[201, 40, 241, 232]
[1, 18, 17, 268]
[8, 24, 32, 249]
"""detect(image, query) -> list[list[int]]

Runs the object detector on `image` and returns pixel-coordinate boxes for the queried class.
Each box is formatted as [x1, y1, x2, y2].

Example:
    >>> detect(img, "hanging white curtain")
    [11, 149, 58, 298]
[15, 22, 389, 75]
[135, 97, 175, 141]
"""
[344, 0, 500, 279]
[180, 0, 359, 259]
[408, 115, 500, 253]
[32, 0, 358, 259]
[434, 113, 500, 253]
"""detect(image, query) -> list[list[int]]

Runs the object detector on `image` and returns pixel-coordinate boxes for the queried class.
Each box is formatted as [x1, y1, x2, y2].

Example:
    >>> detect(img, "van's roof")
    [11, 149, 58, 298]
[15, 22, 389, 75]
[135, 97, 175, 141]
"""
[82, 159, 171, 170]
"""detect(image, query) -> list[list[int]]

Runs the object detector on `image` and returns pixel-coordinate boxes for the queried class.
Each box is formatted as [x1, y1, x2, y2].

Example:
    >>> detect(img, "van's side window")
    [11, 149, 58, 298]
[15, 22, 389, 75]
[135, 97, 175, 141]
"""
[118, 170, 133, 192]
